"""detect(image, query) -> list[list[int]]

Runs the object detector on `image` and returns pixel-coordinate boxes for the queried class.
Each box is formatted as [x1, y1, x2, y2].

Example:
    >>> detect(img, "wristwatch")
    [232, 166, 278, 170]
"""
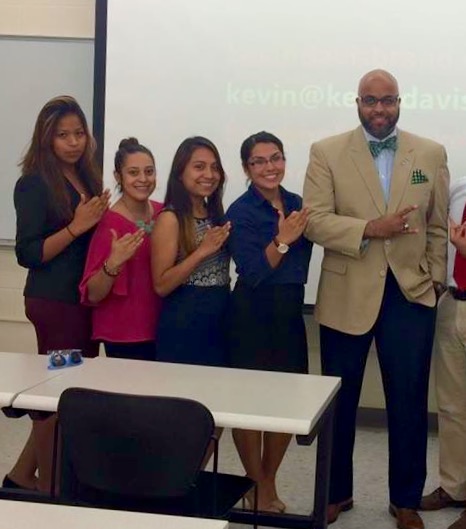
[274, 237, 289, 254]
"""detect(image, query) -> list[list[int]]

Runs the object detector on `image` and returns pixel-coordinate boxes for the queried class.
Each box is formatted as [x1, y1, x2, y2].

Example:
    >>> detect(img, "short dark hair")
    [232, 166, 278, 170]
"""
[240, 131, 285, 167]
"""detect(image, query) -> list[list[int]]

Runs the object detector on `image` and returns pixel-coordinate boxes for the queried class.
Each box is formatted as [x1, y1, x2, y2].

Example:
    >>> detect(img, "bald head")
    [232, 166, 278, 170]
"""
[356, 69, 401, 139]
[358, 69, 399, 96]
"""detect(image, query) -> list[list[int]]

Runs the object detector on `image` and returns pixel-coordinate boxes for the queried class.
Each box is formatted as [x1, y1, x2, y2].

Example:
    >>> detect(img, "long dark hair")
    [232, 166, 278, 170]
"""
[20, 95, 102, 221]
[165, 136, 226, 255]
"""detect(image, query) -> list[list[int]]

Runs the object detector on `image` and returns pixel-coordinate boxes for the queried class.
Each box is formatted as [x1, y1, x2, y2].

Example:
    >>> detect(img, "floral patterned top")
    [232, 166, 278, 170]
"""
[183, 218, 230, 287]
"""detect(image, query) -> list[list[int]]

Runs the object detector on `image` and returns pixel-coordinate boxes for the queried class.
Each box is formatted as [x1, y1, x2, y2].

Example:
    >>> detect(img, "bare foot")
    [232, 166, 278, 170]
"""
[271, 498, 286, 513]
[5, 473, 37, 490]
[244, 486, 281, 512]
[262, 501, 282, 513]
[262, 477, 286, 512]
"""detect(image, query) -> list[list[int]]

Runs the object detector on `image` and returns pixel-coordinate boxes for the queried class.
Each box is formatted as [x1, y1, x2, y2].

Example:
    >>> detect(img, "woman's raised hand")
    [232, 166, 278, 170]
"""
[106, 228, 145, 269]
[276, 208, 309, 245]
[69, 189, 111, 235]
[198, 221, 231, 259]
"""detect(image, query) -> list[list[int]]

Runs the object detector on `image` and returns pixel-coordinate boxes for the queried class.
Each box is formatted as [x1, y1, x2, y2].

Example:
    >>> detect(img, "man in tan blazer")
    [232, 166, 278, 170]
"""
[303, 69, 449, 529]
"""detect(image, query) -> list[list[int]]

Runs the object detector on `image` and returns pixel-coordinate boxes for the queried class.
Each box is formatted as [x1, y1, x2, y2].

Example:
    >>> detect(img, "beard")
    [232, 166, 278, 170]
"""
[358, 106, 400, 139]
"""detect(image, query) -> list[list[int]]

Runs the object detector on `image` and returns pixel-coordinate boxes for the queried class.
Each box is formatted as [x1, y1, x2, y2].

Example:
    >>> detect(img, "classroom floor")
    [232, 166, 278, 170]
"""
[0, 413, 461, 529]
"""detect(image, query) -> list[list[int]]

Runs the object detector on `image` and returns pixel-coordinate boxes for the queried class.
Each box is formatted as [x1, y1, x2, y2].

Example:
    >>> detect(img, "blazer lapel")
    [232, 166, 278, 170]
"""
[387, 130, 414, 213]
[348, 126, 386, 215]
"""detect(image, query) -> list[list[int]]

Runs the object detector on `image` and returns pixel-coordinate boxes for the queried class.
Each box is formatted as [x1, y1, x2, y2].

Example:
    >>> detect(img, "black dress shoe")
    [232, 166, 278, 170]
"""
[2, 475, 24, 489]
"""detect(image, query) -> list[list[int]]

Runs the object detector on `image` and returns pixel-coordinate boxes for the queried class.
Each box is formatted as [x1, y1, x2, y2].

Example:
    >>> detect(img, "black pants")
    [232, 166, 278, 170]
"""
[320, 270, 436, 508]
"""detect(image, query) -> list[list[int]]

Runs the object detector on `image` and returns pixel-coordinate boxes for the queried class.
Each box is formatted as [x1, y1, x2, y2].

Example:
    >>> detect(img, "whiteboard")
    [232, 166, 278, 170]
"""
[0, 36, 94, 243]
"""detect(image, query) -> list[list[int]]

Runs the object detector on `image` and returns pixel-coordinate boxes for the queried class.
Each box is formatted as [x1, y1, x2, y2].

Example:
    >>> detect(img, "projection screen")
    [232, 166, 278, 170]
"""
[96, 0, 466, 304]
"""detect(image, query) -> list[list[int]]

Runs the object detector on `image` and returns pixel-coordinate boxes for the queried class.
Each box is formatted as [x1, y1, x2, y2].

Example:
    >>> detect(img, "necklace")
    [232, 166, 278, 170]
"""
[135, 218, 155, 234]
[120, 198, 154, 233]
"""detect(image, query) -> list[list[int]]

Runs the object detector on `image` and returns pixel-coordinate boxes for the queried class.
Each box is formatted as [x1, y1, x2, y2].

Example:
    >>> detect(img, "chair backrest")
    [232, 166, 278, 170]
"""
[57, 388, 215, 500]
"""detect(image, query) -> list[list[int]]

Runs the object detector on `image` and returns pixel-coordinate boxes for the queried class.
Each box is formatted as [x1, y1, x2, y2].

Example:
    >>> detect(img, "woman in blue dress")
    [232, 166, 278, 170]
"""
[151, 136, 231, 366]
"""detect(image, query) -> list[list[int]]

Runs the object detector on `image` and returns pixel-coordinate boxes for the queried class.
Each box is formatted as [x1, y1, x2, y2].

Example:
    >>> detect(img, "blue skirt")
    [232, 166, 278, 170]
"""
[228, 282, 308, 373]
[156, 285, 230, 367]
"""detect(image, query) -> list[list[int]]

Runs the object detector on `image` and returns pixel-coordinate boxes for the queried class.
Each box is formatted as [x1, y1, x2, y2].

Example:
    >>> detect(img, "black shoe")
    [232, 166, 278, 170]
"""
[2, 475, 24, 489]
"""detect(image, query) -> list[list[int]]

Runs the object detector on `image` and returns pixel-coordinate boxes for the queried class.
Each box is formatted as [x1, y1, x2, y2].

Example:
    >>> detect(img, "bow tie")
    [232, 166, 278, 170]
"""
[368, 136, 397, 158]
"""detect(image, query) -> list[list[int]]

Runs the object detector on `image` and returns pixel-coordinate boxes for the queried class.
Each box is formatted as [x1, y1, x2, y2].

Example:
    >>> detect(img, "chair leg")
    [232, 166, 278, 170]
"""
[253, 483, 258, 529]
[212, 436, 219, 474]
[212, 436, 219, 516]
[50, 422, 59, 498]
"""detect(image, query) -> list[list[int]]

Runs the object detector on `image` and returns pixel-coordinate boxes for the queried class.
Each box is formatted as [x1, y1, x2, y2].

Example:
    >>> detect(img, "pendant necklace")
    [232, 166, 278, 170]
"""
[121, 198, 154, 234]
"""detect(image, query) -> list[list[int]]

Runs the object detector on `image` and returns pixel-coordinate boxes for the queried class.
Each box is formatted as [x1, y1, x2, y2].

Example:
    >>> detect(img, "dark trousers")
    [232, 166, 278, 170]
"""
[320, 270, 436, 508]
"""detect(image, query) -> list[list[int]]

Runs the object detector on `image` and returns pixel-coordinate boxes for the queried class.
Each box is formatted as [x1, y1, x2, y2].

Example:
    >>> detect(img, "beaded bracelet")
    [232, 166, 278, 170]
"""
[103, 260, 120, 277]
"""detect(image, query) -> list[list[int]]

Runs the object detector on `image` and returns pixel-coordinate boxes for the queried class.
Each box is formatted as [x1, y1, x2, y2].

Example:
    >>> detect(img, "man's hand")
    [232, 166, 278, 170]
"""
[364, 205, 419, 239]
[433, 281, 446, 301]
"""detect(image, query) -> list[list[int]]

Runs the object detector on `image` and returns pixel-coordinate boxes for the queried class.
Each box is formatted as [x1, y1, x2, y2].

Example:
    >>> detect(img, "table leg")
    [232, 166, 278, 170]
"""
[312, 396, 336, 529]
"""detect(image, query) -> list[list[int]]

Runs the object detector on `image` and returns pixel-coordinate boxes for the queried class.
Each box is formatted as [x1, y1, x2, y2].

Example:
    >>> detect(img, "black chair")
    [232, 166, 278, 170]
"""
[56, 388, 256, 526]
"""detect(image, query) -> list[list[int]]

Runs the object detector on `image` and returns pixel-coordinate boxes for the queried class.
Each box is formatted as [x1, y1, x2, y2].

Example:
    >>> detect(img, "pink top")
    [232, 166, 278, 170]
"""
[80, 201, 163, 342]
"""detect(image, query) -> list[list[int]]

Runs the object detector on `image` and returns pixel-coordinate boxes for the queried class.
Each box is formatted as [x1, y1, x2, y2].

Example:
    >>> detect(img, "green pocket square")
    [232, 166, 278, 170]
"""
[411, 169, 429, 184]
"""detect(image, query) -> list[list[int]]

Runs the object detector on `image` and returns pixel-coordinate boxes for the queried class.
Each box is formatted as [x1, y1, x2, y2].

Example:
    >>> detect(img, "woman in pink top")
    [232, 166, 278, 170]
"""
[80, 138, 163, 360]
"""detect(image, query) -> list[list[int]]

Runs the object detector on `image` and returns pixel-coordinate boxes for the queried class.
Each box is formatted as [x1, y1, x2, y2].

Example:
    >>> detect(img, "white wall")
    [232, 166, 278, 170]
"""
[0, 248, 37, 353]
[0, 0, 94, 38]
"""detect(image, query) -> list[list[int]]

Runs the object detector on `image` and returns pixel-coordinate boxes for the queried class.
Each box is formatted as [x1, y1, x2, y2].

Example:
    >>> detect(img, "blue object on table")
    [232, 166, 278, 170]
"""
[47, 350, 83, 370]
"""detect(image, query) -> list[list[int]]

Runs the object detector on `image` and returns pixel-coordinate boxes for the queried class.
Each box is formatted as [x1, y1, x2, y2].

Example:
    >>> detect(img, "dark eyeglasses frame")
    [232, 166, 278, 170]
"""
[247, 152, 285, 168]
[358, 95, 400, 107]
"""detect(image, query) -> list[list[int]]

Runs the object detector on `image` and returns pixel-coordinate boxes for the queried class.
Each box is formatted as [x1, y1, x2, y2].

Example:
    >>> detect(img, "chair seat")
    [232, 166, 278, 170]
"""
[190, 471, 255, 518]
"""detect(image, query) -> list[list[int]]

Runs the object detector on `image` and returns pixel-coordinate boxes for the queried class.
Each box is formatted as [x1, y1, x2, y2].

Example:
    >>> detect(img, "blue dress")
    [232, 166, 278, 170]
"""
[156, 217, 230, 367]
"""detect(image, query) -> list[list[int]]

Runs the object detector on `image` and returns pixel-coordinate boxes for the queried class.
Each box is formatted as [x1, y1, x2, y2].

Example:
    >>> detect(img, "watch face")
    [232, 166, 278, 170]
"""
[277, 242, 289, 254]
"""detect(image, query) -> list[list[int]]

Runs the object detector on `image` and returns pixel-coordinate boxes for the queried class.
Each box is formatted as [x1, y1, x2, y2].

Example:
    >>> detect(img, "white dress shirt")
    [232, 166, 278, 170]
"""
[363, 128, 397, 204]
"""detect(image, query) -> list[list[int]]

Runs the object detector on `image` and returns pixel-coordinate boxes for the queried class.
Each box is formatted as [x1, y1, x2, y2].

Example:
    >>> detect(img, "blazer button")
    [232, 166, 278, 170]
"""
[380, 269, 387, 277]
[385, 239, 391, 246]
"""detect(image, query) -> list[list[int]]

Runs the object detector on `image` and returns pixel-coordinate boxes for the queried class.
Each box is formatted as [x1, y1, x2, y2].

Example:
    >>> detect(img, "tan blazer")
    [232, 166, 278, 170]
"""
[303, 126, 449, 335]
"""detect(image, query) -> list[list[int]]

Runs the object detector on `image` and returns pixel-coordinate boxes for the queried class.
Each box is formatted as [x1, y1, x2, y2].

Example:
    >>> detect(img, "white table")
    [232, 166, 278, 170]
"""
[13, 356, 339, 435]
[0, 352, 74, 408]
[0, 498, 228, 529]
[9, 357, 341, 529]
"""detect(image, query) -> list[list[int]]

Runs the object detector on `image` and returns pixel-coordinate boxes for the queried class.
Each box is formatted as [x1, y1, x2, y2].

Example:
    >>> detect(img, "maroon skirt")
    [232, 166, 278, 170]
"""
[25, 297, 99, 357]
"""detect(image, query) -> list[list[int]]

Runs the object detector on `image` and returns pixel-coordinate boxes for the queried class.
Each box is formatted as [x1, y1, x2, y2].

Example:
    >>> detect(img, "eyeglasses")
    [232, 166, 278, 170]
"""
[248, 152, 285, 169]
[358, 95, 399, 107]
[47, 349, 83, 370]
